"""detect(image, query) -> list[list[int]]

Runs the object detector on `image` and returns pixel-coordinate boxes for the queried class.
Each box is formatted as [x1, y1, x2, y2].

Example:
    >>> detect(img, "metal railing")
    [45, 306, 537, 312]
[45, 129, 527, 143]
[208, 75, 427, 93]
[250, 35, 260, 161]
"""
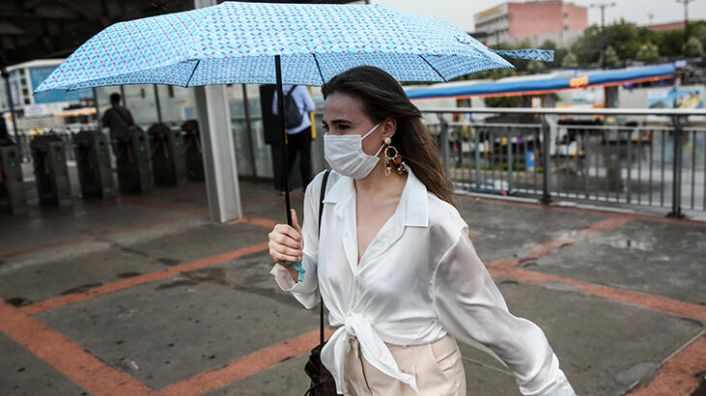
[423, 107, 706, 218]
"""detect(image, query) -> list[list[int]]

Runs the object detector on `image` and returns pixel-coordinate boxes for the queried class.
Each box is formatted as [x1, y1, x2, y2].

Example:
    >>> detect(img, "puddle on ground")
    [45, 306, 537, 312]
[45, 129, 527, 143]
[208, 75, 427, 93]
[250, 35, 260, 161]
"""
[117, 271, 141, 278]
[601, 235, 654, 251]
[155, 268, 227, 290]
[155, 278, 199, 290]
[60, 282, 103, 295]
[157, 257, 181, 267]
[4, 297, 33, 307]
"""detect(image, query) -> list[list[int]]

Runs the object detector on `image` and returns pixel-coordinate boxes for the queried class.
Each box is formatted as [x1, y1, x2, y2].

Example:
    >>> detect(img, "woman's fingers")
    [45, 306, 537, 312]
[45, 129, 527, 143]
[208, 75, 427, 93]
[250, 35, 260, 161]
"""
[270, 240, 302, 258]
[270, 224, 301, 247]
[269, 240, 302, 263]
[274, 223, 301, 242]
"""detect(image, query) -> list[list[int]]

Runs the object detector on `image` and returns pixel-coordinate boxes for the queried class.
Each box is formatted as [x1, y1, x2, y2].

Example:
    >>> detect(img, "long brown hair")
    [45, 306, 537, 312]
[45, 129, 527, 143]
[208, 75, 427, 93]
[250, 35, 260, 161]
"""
[321, 66, 456, 207]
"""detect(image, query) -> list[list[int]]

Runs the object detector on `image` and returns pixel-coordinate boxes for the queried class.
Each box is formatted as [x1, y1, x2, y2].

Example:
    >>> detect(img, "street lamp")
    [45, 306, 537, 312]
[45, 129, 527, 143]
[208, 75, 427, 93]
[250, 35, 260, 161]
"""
[676, 0, 695, 57]
[590, 1, 617, 68]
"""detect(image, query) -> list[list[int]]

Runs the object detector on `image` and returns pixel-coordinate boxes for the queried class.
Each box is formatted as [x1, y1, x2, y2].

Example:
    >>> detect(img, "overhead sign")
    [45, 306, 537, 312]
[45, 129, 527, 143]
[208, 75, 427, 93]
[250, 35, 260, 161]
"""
[29, 66, 92, 104]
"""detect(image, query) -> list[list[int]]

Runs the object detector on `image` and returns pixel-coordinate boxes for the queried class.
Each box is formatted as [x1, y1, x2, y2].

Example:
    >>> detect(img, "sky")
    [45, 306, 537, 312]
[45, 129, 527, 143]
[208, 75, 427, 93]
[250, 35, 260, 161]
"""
[371, 0, 706, 32]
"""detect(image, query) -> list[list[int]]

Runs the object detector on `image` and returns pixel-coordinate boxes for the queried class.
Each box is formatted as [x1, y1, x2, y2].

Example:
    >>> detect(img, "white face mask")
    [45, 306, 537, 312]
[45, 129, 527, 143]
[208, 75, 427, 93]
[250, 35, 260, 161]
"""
[323, 123, 384, 179]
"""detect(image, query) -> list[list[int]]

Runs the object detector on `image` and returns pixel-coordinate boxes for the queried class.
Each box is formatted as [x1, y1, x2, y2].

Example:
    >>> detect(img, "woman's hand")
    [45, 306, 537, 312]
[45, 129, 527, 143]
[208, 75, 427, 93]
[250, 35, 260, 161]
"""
[268, 209, 303, 265]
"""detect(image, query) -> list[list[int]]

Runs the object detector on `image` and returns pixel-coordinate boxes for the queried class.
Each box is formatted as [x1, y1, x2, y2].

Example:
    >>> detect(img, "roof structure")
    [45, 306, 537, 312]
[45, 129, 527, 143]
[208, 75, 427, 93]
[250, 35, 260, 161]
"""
[405, 64, 677, 100]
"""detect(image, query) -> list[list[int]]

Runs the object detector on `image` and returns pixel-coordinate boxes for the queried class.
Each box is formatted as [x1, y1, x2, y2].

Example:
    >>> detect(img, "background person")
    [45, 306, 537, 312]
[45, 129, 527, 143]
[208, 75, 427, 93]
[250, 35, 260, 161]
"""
[272, 84, 316, 195]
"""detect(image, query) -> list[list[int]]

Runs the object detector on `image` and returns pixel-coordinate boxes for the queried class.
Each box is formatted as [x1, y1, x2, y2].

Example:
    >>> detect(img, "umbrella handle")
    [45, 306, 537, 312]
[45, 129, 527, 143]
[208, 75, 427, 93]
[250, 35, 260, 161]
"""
[275, 55, 293, 227]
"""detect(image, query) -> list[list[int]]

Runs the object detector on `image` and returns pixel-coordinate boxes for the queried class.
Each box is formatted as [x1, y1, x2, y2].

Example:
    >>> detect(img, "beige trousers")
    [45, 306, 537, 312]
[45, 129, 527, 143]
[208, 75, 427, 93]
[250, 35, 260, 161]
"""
[343, 333, 466, 396]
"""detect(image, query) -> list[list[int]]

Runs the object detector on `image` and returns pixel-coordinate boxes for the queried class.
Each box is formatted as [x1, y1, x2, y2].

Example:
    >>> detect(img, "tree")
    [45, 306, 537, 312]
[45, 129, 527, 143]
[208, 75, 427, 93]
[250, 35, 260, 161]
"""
[684, 36, 704, 58]
[527, 60, 545, 74]
[571, 25, 603, 66]
[553, 47, 569, 68]
[601, 46, 620, 67]
[638, 27, 660, 46]
[696, 24, 706, 50]
[636, 42, 660, 63]
[562, 52, 579, 68]
[602, 20, 640, 61]
[658, 29, 685, 58]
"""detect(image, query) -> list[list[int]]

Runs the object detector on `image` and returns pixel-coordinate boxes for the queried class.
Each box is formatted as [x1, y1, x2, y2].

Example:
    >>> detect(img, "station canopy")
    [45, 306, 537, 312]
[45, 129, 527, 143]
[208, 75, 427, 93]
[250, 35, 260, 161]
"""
[404, 64, 677, 100]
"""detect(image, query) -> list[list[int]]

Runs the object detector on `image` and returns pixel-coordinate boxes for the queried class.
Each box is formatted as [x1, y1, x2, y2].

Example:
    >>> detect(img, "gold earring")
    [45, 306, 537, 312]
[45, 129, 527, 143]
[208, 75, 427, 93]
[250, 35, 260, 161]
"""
[384, 137, 407, 176]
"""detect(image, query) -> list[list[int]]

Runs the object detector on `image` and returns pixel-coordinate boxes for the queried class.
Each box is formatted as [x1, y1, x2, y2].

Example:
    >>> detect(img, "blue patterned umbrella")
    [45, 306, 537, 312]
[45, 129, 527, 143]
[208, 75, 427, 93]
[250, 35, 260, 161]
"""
[35, 2, 554, 91]
[34, 1, 550, 225]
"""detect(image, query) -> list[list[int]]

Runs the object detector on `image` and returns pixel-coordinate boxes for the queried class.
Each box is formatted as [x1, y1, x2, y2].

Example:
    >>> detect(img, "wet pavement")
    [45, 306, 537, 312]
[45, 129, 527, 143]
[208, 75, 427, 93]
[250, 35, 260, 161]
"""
[1, 167, 705, 396]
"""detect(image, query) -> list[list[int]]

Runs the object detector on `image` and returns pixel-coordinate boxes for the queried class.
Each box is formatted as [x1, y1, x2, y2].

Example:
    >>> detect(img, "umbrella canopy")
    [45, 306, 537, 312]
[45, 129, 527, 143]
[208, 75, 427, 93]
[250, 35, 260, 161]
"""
[36, 2, 520, 92]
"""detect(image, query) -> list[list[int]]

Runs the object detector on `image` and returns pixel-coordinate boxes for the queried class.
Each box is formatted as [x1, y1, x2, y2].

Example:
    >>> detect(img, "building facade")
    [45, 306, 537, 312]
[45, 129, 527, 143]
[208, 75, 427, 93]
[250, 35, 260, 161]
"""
[474, 1, 588, 47]
[1, 59, 96, 131]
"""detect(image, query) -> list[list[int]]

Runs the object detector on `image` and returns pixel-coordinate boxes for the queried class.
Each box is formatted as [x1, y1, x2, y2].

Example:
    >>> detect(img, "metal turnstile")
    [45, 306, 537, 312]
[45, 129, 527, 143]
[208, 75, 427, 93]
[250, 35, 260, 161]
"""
[29, 135, 72, 207]
[181, 120, 204, 181]
[148, 123, 187, 186]
[74, 130, 116, 199]
[112, 126, 154, 195]
[0, 144, 28, 214]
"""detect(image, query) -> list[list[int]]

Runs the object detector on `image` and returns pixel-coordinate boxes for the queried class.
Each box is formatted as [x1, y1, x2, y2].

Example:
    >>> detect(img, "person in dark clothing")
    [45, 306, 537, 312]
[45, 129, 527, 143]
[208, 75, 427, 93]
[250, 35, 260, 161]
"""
[272, 85, 316, 195]
[0, 119, 14, 146]
[102, 93, 135, 139]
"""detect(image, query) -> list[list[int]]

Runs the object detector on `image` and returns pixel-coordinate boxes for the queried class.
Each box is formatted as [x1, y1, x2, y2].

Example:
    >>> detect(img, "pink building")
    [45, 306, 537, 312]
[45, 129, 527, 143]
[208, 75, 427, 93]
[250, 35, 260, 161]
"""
[474, 1, 588, 47]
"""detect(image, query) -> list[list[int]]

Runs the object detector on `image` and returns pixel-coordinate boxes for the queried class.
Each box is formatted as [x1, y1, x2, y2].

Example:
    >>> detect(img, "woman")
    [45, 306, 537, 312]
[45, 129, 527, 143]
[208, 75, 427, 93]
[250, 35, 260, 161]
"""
[268, 66, 576, 396]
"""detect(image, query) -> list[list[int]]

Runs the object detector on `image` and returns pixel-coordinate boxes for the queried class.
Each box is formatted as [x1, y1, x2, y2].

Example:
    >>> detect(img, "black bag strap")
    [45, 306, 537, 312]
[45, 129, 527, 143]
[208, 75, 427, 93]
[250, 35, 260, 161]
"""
[113, 106, 134, 127]
[286, 85, 298, 99]
[317, 170, 331, 345]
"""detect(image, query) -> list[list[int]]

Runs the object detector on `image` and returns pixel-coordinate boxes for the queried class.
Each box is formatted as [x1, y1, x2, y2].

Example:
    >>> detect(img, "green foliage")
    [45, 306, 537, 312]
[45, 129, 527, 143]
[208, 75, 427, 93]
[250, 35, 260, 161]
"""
[561, 52, 579, 68]
[603, 20, 641, 60]
[527, 60, 545, 74]
[571, 25, 603, 65]
[658, 29, 685, 57]
[636, 42, 660, 63]
[638, 27, 659, 46]
[684, 36, 704, 58]
[697, 24, 706, 49]
[601, 46, 620, 67]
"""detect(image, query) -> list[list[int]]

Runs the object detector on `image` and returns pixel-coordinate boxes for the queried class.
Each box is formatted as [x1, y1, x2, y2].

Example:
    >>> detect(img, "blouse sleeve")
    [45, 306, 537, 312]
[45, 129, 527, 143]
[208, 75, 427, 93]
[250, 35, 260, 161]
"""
[269, 172, 325, 310]
[431, 226, 576, 396]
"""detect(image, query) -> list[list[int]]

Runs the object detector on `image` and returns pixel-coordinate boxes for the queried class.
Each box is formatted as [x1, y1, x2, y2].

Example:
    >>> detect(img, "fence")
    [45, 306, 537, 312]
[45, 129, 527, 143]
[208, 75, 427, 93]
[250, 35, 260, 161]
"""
[11, 108, 706, 218]
[423, 108, 706, 217]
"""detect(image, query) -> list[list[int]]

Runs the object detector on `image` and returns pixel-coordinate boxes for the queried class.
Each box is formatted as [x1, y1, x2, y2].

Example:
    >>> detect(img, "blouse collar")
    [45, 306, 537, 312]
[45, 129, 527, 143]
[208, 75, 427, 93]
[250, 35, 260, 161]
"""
[323, 163, 429, 228]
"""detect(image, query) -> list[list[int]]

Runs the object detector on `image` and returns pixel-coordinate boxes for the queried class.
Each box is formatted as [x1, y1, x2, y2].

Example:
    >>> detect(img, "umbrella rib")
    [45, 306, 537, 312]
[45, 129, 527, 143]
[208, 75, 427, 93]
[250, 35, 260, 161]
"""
[185, 60, 201, 87]
[419, 55, 446, 82]
[312, 53, 325, 85]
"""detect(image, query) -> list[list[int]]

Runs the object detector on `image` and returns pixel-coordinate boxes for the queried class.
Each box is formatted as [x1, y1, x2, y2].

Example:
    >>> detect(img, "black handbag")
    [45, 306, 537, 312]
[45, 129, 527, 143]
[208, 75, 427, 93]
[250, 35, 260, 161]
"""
[304, 169, 340, 396]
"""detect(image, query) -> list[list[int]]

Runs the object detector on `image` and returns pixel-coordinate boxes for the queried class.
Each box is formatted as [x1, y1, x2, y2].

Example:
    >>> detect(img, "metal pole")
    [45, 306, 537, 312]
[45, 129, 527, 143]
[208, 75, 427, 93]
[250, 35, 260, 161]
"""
[120, 85, 126, 105]
[668, 116, 684, 218]
[92, 87, 101, 129]
[676, 0, 695, 57]
[590, 2, 616, 69]
[241, 84, 257, 178]
[2, 67, 22, 159]
[437, 114, 450, 174]
[153, 84, 162, 123]
[474, 125, 481, 187]
[540, 116, 552, 205]
[275, 55, 293, 226]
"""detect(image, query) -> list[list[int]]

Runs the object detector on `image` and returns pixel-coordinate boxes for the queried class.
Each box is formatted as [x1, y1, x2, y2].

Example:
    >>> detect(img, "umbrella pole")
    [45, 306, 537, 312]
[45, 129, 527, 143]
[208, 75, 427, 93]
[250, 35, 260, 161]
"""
[274, 55, 293, 226]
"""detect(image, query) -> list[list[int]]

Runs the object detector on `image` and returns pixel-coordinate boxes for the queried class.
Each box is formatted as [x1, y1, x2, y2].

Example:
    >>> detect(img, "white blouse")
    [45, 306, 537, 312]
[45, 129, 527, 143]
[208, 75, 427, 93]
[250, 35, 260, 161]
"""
[270, 166, 576, 396]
